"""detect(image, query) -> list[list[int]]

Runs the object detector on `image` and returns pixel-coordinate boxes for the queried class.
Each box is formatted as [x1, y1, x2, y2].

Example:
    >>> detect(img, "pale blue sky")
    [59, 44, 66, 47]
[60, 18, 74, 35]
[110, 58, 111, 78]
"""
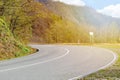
[83, 0, 120, 9]
[53, 0, 120, 18]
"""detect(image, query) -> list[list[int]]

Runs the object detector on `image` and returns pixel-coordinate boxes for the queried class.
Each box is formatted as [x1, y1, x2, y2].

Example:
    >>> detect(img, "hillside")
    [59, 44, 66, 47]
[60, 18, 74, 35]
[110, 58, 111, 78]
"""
[38, 0, 120, 28]
[31, 0, 90, 43]
[0, 18, 33, 60]
[0, 0, 120, 60]
[1, 0, 120, 61]
[38, 0, 120, 43]
[0, 0, 37, 60]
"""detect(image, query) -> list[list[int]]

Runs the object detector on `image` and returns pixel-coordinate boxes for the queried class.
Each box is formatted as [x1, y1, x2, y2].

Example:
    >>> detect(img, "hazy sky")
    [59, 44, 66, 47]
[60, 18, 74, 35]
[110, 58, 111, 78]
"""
[83, 0, 120, 9]
[53, 0, 120, 18]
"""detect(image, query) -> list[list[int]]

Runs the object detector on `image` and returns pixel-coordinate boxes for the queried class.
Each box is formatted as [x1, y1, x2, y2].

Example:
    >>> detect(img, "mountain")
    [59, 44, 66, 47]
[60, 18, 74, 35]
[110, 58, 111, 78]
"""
[38, 0, 120, 28]
[29, 0, 90, 43]
[37, 0, 120, 43]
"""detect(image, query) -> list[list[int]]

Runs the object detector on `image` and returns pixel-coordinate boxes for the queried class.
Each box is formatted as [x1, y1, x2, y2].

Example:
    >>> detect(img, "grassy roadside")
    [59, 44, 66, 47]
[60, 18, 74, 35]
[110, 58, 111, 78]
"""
[78, 44, 120, 80]
[0, 18, 37, 61]
[0, 45, 37, 61]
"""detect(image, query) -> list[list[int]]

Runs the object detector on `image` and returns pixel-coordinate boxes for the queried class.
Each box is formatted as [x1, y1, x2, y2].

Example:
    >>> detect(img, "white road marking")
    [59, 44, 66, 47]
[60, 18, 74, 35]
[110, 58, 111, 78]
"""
[0, 48, 70, 72]
[68, 49, 117, 80]
[68, 75, 83, 80]
[99, 50, 117, 70]
[0, 46, 117, 80]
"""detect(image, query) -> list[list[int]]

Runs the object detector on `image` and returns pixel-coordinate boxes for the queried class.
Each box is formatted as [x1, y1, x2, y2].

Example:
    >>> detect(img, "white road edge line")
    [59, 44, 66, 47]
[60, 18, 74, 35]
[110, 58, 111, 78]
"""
[99, 50, 117, 70]
[68, 75, 83, 80]
[68, 49, 117, 80]
[0, 48, 70, 72]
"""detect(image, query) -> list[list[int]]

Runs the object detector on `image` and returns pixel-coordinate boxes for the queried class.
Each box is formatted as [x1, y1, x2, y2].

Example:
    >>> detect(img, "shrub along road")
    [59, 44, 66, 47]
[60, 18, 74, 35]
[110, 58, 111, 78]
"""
[0, 45, 117, 80]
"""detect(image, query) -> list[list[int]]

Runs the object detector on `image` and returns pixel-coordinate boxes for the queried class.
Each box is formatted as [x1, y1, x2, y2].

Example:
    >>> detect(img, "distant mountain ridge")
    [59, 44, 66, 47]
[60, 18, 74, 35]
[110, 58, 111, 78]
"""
[38, 0, 120, 28]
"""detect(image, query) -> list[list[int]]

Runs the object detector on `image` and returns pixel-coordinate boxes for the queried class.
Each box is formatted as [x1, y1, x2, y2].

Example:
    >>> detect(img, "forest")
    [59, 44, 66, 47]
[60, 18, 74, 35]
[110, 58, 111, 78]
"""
[0, 0, 120, 59]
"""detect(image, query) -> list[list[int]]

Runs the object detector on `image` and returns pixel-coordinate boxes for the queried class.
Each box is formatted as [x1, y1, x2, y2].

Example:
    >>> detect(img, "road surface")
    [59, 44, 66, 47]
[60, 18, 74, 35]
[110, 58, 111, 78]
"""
[0, 45, 117, 80]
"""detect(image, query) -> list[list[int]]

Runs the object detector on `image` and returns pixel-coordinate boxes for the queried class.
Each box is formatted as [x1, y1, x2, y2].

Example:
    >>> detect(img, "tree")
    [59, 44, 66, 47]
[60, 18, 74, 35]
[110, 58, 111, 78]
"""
[0, 18, 32, 59]
[44, 19, 89, 43]
[107, 22, 119, 43]
[0, 0, 34, 43]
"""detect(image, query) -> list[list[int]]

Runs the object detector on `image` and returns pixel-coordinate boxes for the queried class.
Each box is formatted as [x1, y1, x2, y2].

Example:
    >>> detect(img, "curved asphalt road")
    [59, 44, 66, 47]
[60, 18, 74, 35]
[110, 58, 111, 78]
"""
[0, 45, 117, 80]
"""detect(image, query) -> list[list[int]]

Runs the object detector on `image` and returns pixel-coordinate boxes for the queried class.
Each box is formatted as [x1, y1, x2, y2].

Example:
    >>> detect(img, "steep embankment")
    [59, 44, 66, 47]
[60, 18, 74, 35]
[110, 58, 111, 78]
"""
[0, 18, 34, 60]
[0, 0, 37, 60]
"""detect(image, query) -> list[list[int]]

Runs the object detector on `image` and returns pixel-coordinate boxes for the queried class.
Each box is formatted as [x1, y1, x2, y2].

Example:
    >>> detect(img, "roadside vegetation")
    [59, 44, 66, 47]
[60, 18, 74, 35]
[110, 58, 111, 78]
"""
[78, 44, 120, 80]
[0, 0, 120, 63]
[0, 0, 90, 60]
[0, 0, 37, 60]
[0, 17, 35, 60]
